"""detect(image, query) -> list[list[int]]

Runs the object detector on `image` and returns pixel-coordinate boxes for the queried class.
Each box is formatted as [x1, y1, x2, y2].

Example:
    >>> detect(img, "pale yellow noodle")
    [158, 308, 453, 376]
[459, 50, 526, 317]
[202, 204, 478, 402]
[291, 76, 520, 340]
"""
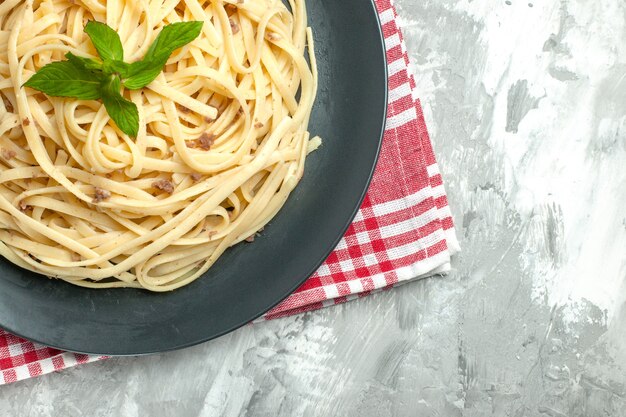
[0, 0, 318, 291]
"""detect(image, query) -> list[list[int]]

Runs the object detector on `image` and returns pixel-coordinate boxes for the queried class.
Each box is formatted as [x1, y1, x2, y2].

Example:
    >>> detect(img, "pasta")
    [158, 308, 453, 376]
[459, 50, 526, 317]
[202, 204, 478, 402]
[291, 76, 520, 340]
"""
[0, 0, 318, 291]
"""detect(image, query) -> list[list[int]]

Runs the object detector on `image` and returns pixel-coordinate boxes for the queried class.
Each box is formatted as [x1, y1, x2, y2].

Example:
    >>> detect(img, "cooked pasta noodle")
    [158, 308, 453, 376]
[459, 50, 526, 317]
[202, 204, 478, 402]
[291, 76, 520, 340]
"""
[0, 0, 318, 291]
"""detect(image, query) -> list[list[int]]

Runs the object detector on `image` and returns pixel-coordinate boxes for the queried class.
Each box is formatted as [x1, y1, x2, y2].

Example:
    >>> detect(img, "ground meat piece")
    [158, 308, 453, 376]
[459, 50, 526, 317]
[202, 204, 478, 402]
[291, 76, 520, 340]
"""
[229, 19, 240, 34]
[265, 32, 281, 42]
[92, 187, 111, 203]
[245, 235, 255, 242]
[254, 122, 264, 129]
[197, 132, 215, 150]
[186, 133, 215, 150]
[191, 173, 202, 182]
[22, 118, 30, 126]
[152, 179, 175, 194]
[1, 148, 16, 160]
[18, 200, 30, 211]
[2, 95, 13, 113]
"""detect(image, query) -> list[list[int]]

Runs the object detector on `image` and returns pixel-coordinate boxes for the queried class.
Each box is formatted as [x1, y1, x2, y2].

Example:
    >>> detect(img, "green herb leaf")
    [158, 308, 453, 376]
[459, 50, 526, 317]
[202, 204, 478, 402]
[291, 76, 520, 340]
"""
[122, 61, 162, 90]
[144, 21, 204, 62]
[65, 52, 103, 71]
[23, 20, 202, 138]
[24, 61, 104, 100]
[103, 60, 131, 77]
[101, 76, 139, 137]
[84, 21, 124, 62]
[123, 21, 203, 90]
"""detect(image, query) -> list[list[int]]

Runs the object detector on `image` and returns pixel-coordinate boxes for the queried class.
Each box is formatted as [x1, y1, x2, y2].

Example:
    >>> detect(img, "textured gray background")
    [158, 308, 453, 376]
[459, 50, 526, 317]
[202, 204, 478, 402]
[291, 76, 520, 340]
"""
[1, 0, 626, 415]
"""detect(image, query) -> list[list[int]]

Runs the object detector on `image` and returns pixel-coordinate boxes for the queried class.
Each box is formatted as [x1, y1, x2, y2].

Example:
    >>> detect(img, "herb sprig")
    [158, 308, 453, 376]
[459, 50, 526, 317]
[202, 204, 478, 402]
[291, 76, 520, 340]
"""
[24, 21, 204, 137]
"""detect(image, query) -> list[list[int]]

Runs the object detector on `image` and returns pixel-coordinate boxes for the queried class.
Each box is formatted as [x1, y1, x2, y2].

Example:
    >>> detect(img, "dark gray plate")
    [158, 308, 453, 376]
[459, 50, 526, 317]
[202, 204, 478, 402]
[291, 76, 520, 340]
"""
[0, 0, 387, 355]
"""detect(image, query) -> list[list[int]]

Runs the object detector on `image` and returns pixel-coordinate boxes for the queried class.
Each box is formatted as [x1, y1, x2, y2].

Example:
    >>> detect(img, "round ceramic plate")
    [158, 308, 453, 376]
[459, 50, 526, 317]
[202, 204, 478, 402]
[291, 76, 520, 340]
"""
[0, 0, 388, 355]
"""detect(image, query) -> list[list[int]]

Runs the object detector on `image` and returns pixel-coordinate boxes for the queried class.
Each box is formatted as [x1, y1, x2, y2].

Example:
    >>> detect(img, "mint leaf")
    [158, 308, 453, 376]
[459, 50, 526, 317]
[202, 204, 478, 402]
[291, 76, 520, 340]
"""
[123, 21, 203, 90]
[122, 61, 162, 90]
[103, 60, 131, 77]
[23, 20, 203, 138]
[144, 21, 204, 62]
[65, 52, 103, 71]
[101, 76, 139, 137]
[24, 61, 104, 100]
[84, 21, 124, 62]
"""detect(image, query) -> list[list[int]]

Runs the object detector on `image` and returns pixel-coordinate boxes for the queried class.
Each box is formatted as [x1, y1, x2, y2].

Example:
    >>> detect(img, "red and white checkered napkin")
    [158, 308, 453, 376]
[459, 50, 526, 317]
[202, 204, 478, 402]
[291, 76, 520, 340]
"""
[261, 0, 459, 320]
[0, 0, 458, 385]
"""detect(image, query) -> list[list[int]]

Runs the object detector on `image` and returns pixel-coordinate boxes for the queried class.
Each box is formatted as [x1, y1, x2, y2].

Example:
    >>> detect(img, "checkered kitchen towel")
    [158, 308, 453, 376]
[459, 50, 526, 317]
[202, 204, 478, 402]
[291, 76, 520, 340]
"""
[0, 0, 459, 385]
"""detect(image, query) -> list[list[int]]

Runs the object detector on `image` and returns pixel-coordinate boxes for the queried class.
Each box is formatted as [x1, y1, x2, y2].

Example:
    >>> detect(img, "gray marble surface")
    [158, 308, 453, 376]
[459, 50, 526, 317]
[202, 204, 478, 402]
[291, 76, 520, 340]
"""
[1, 0, 625, 415]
